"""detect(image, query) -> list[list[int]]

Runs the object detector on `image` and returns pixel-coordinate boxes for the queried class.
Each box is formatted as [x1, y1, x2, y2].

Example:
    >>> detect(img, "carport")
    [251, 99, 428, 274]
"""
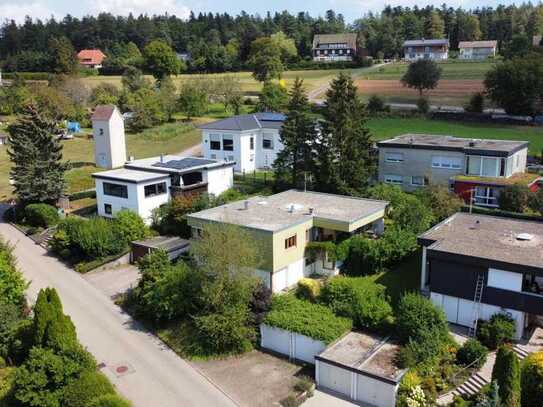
[131, 236, 190, 263]
[315, 332, 406, 407]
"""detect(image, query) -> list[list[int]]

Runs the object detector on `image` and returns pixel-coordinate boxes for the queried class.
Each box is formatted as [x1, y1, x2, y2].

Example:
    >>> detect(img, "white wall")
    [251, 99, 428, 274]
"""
[272, 258, 305, 292]
[317, 361, 398, 407]
[135, 178, 171, 224]
[205, 166, 234, 196]
[96, 179, 139, 218]
[260, 324, 326, 364]
[93, 109, 126, 169]
[488, 269, 523, 292]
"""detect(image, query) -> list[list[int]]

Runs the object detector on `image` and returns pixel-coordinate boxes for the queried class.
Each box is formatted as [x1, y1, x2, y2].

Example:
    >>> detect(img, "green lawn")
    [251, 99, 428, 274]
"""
[360, 60, 495, 80]
[367, 117, 543, 155]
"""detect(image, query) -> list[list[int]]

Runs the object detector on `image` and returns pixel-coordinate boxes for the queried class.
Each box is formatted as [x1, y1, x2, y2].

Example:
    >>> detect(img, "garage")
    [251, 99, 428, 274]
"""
[315, 332, 406, 407]
[131, 236, 190, 263]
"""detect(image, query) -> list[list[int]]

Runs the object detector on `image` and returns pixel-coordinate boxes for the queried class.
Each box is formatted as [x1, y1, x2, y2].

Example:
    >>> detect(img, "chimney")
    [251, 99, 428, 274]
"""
[309, 207, 314, 215]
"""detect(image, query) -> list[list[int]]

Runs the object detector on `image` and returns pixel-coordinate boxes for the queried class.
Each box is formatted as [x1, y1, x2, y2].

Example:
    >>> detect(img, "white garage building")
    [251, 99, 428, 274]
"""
[316, 332, 406, 407]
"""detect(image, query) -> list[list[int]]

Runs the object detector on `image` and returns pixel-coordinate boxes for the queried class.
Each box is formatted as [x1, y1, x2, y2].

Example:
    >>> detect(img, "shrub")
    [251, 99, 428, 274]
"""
[492, 345, 520, 407]
[249, 282, 272, 327]
[296, 278, 320, 302]
[0, 367, 16, 406]
[456, 339, 488, 368]
[24, 203, 59, 228]
[62, 371, 115, 407]
[0, 299, 24, 359]
[0, 239, 27, 308]
[264, 295, 352, 344]
[498, 185, 531, 213]
[414, 185, 463, 222]
[88, 394, 132, 407]
[477, 313, 515, 350]
[294, 376, 314, 395]
[366, 95, 389, 114]
[465, 92, 484, 113]
[416, 97, 430, 114]
[319, 277, 393, 331]
[521, 351, 543, 407]
[528, 188, 543, 216]
[114, 210, 147, 243]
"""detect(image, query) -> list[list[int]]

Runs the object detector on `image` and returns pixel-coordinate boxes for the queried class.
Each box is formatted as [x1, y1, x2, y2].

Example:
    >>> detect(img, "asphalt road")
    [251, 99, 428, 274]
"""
[0, 212, 237, 407]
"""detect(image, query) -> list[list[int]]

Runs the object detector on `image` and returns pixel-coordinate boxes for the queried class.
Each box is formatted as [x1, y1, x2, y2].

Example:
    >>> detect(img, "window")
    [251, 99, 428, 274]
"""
[467, 156, 499, 177]
[432, 156, 462, 169]
[499, 158, 506, 177]
[209, 134, 221, 150]
[103, 182, 128, 198]
[411, 176, 428, 186]
[104, 204, 112, 214]
[474, 186, 499, 206]
[482, 157, 498, 177]
[467, 156, 481, 175]
[384, 174, 403, 185]
[222, 136, 233, 151]
[385, 152, 404, 163]
[144, 182, 167, 197]
[262, 136, 274, 150]
[284, 235, 297, 249]
[250, 137, 254, 150]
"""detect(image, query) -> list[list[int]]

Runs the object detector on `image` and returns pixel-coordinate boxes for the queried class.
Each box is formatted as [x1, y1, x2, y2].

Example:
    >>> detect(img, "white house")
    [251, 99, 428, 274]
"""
[93, 155, 235, 224]
[200, 113, 285, 173]
[403, 39, 449, 61]
[92, 105, 126, 169]
[458, 41, 497, 60]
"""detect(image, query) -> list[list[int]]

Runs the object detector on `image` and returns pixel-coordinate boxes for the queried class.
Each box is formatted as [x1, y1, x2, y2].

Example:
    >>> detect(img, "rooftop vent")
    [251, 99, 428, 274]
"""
[243, 200, 249, 210]
[286, 203, 303, 213]
[469, 220, 481, 230]
[469, 141, 476, 147]
[516, 233, 534, 241]
[308, 207, 314, 215]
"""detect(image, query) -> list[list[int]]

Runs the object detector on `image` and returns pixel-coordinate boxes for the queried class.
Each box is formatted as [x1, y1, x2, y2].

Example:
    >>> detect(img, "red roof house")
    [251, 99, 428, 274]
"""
[77, 49, 106, 69]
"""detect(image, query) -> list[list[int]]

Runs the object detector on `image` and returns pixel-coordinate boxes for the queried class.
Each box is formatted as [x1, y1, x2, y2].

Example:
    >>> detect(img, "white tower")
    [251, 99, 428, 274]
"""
[92, 105, 127, 169]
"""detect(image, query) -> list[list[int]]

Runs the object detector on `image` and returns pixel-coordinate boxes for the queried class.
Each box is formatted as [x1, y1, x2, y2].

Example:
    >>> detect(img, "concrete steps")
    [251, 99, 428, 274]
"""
[513, 345, 530, 361]
[453, 373, 489, 398]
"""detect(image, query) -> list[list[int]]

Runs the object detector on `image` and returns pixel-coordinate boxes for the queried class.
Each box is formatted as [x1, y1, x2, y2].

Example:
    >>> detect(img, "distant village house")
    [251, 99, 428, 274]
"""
[458, 41, 497, 60]
[77, 49, 106, 69]
[312, 33, 358, 62]
[403, 39, 449, 61]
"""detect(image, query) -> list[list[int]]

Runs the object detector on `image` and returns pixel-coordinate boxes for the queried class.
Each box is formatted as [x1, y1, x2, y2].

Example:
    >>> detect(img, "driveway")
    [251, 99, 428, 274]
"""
[83, 265, 140, 299]
[0, 213, 237, 407]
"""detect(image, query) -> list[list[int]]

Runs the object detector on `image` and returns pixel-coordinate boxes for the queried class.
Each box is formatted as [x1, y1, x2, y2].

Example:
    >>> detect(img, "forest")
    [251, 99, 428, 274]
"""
[1, 4, 543, 73]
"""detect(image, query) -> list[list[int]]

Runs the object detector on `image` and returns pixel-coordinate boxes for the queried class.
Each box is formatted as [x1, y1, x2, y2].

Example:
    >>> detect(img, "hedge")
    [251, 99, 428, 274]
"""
[68, 189, 96, 201]
[521, 351, 543, 406]
[24, 203, 59, 228]
[264, 295, 351, 344]
[62, 371, 115, 407]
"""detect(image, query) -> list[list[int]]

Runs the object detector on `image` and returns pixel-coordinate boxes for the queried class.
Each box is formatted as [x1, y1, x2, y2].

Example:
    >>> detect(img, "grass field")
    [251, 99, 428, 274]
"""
[1, 115, 541, 201]
[360, 60, 495, 80]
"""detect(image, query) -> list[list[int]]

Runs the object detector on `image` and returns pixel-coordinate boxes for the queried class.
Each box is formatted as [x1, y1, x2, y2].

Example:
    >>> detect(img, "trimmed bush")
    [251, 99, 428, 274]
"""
[319, 276, 393, 331]
[477, 313, 515, 350]
[24, 204, 59, 228]
[88, 394, 132, 407]
[521, 351, 543, 407]
[0, 239, 27, 308]
[114, 210, 148, 243]
[465, 92, 484, 113]
[456, 339, 488, 368]
[416, 97, 430, 114]
[62, 371, 115, 407]
[492, 345, 520, 407]
[396, 293, 449, 344]
[264, 295, 352, 344]
[296, 278, 320, 302]
[499, 185, 531, 213]
[367, 95, 390, 114]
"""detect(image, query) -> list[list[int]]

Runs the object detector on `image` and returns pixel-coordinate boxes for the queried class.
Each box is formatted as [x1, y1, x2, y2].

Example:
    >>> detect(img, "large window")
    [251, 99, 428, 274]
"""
[209, 134, 221, 150]
[284, 235, 297, 249]
[474, 186, 499, 206]
[103, 182, 128, 198]
[262, 135, 274, 150]
[385, 152, 404, 163]
[432, 156, 462, 170]
[411, 176, 428, 186]
[222, 136, 233, 151]
[384, 174, 403, 185]
[144, 182, 167, 197]
[466, 156, 501, 177]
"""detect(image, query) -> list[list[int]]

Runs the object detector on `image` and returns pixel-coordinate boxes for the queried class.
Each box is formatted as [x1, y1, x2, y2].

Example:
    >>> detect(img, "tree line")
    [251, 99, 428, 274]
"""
[2, 4, 543, 73]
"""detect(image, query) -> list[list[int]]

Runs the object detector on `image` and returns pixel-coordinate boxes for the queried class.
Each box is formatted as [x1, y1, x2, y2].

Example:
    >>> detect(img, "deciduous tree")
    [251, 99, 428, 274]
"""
[143, 40, 182, 81]
[401, 59, 442, 97]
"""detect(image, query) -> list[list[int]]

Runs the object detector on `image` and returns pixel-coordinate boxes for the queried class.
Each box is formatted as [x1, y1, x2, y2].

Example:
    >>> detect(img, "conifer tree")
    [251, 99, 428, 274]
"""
[273, 78, 317, 189]
[7, 105, 67, 204]
[316, 73, 376, 195]
[492, 345, 521, 407]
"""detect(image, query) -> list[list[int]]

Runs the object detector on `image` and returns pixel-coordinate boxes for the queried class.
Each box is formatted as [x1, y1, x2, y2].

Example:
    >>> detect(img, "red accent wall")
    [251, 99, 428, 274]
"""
[453, 181, 478, 204]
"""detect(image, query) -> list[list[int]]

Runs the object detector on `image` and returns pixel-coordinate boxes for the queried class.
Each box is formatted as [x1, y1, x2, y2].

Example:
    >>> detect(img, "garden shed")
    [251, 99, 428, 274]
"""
[315, 332, 406, 407]
[131, 236, 190, 263]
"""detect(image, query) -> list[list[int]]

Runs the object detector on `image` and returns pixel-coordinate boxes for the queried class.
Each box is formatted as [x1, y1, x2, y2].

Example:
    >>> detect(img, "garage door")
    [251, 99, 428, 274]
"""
[272, 268, 287, 292]
[443, 296, 459, 324]
[317, 361, 351, 396]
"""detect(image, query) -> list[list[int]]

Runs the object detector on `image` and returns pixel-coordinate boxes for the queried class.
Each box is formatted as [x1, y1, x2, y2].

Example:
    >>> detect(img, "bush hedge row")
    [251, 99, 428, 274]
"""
[264, 295, 352, 344]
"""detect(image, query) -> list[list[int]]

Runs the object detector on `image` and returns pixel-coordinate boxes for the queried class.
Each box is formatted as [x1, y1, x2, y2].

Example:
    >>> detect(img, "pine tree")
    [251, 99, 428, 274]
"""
[273, 78, 317, 189]
[316, 72, 376, 195]
[7, 105, 67, 204]
[492, 345, 521, 407]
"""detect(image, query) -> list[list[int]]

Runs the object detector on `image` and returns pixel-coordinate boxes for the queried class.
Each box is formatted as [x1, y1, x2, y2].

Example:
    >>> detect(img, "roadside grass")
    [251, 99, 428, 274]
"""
[360, 60, 495, 80]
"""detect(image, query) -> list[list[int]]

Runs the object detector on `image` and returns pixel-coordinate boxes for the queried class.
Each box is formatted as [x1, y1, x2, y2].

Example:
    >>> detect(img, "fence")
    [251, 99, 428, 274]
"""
[260, 324, 326, 364]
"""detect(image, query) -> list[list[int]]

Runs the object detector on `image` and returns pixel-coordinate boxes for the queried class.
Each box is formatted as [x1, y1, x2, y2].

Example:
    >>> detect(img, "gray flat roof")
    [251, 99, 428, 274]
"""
[187, 190, 388, 232]
[378, 134, 528, 156]
[419, 213, 543, 270]
[317, 332, 405, 383]
[403, 39, 449, 46]
[198, 112, 285, 131]
[132, 236, 190, 252]
[124, 155, 234, 174]
[92, 168, 168, 183]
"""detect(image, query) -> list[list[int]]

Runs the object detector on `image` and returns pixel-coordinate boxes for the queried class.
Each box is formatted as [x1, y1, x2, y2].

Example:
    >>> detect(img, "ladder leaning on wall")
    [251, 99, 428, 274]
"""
[468, 273, 485, 337]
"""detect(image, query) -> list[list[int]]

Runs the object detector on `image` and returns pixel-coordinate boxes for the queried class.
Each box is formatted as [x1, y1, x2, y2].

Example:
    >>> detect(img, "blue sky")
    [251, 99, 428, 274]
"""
[0, 0, 521, 24]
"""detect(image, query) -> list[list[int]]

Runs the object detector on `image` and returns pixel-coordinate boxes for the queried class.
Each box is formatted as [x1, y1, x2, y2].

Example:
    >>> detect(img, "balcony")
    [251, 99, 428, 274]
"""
[483, 286, 543, 315]
[170, 182, 208, 198]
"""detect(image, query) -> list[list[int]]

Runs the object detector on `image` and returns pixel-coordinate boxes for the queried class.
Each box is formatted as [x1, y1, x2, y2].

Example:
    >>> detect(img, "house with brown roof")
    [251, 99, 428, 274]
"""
[312, 33, 358, 62]
[418, 212, 543, 340]
[77, 49, 106, 69]
[458, 40, 497, 60]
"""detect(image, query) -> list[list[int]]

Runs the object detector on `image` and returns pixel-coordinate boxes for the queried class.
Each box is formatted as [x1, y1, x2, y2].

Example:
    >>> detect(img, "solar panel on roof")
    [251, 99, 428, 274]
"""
[152, 158, 216, 170]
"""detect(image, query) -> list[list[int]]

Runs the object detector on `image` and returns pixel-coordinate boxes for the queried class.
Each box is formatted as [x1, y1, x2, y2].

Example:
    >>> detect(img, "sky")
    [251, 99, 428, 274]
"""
[0, 0, 521, 24]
